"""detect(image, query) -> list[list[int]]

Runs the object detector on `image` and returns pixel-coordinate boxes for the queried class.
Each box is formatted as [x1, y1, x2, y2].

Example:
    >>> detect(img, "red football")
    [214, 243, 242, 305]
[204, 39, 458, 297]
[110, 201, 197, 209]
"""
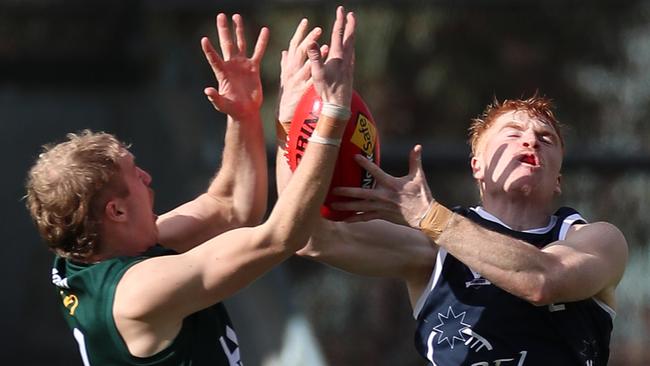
[286, 85, 381, 221]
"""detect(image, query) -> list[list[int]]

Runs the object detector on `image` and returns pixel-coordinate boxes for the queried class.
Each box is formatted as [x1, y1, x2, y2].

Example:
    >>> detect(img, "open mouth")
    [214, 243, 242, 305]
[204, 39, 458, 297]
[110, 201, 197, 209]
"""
[519, 154, 538, 166]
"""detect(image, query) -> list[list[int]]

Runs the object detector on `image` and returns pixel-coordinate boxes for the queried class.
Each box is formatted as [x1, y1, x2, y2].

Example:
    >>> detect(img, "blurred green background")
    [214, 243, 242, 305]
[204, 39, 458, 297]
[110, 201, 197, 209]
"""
[2, 0, 648, 365]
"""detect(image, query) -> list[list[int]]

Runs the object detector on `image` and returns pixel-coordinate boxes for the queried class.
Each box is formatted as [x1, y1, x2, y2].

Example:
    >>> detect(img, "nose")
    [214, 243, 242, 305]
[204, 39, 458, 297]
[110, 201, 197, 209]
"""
[137, 167, 152, 186]
[521, 129, 538, 149]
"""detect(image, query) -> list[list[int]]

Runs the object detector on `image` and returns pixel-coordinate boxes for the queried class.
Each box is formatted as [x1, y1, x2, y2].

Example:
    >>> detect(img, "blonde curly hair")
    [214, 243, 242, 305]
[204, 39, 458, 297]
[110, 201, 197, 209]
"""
[25, 130, 130, 260]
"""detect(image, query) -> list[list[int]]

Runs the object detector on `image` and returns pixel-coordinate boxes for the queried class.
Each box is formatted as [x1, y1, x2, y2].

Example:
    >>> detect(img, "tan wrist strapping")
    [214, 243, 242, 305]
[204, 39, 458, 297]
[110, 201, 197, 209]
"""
[418, 201, 454, 242]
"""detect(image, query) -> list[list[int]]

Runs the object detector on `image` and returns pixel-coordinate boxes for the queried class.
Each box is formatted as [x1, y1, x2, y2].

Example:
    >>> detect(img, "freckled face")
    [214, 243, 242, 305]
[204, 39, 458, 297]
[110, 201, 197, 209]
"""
[471, 110, 563, 197]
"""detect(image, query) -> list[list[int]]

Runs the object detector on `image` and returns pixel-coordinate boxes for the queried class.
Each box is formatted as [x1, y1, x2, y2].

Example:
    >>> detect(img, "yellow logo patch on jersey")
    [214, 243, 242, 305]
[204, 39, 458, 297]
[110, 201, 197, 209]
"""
[350, 113, 376, 156]
[61, 291, 79, 316]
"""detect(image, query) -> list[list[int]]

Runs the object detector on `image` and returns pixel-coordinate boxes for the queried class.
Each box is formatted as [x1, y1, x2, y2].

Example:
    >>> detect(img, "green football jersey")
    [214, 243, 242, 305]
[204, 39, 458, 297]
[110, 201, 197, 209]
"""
[51, 245, 242, 366]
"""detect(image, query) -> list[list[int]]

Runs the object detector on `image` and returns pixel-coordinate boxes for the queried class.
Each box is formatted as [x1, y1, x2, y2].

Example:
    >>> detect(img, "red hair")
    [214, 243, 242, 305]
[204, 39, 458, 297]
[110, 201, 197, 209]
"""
[469, 94, 564, 156]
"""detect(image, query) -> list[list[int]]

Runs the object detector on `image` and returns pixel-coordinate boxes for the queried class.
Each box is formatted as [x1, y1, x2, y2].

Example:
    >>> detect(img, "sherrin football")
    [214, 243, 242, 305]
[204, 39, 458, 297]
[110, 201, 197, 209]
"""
[285, 85, 381, 221]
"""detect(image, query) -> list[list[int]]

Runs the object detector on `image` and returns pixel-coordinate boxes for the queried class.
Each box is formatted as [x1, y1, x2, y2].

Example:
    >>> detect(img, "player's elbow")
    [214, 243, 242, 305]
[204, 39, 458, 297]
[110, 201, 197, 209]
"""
[229, 199, 267, 228]
[258, 221, 310, 254]
[521, 269, 564, 306]
[524, 277, 552, 306]
[239, 203, 267, 227]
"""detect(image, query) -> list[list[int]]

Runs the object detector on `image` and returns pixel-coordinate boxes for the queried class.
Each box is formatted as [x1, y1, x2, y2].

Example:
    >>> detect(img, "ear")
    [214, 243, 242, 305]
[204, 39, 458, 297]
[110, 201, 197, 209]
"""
[554, 174, 562, 195]
[471, 156, 484, 180]
[105, 199, 128, 222]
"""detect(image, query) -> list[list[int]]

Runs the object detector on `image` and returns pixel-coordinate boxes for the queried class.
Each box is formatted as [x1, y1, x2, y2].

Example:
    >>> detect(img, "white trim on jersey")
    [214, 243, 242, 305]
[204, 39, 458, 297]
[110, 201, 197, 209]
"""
[558, 213, 586, 240]
[413, 248, 448, 319]
[472, 206, 558, 234]
[593, 297, 617, 320]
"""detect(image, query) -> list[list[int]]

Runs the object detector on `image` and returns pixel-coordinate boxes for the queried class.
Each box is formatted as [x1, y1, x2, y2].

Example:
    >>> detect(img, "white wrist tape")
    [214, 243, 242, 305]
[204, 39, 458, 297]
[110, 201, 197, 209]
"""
[308, 130, 341, 147]
[321, 102, 351, 121]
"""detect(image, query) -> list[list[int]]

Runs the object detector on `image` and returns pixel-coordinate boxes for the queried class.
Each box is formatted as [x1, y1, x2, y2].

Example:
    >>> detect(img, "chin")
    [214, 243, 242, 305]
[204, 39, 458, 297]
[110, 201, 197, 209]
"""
[504, 179, 538, 196]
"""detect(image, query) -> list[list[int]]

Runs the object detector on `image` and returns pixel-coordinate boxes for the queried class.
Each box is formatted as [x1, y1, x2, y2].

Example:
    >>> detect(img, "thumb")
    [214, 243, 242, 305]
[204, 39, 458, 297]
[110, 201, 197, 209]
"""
[409, 144, 425, 177]
[204, 87, 222, 111]
[320, 44, 329, 59]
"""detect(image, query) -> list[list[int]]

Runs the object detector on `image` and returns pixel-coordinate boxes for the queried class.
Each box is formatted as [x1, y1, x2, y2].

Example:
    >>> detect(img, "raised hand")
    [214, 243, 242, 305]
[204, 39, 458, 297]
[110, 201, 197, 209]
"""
[307, 6, 355, 108]
[277, 19, 326, 124]
[331, 145, 434, 227]
[201, 13, 269, 121]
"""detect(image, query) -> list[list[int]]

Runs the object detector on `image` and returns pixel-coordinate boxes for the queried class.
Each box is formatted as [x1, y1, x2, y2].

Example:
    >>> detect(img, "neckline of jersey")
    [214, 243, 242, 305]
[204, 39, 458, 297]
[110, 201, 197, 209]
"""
[471, 206, 557, 234]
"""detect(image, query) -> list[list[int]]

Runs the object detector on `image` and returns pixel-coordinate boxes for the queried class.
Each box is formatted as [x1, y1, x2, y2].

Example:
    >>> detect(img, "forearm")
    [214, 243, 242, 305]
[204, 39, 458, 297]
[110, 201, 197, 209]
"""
[275, 139, 292, 197]
[209, 113, 268, 226]
[300, 219, 436, 307]
[157, 113, 267, 253]
[263, 115, 345, 251]
[434, 212, 554, 304]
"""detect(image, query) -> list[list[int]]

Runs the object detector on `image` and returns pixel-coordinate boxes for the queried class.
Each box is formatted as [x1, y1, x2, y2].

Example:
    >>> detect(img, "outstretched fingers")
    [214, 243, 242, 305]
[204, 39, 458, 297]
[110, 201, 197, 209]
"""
[307, 41, 325, 85]
[251, 26, 269, 64]
[294, 30, 326, 79]
[288, 19, 309, 57]
[216, 13, 234, 60]
[298, 27, 323, 62]
[353, 154, 393, 184]
[341, 11, 356, 61]
[327, 6, 346, 59]
[232, 14, 247, 56]
[333, 186, 381, 200]
[201, 37, 225, 79]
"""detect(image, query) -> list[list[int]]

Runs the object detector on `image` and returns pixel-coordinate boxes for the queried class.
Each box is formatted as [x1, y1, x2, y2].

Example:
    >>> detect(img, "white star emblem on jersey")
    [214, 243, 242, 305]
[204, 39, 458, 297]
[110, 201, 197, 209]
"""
[432, 306, 470, 349]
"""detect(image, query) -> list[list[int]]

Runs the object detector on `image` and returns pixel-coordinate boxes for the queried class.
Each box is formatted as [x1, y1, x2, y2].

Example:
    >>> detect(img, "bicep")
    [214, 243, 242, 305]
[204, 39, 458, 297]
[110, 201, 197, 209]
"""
[542, 222, 628, 303]
[116, 225, 282, 323]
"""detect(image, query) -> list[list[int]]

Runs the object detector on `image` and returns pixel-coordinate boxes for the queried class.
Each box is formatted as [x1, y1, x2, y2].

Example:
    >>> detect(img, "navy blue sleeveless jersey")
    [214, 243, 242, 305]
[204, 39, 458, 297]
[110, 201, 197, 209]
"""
[413, 206, 614, 366]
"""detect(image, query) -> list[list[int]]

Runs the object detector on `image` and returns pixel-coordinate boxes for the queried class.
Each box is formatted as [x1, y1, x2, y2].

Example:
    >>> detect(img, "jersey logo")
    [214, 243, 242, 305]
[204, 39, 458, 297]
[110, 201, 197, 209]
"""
[52, 268, 69, 289]
[431, 306, 471, 349]
[580, 338, 598, 366]
[460, 327, 493, 352]
[425, 307, 529, 365]
[465, 268, 491, 288]
[219, 325, 242, 366]
[61, 291, 79, 315]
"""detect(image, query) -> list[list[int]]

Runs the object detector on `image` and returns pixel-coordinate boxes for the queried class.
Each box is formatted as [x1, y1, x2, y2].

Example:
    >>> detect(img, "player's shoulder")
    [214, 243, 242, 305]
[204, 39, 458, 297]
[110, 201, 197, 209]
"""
[563, 220, 628, 263]
[568, 220, 626, 241]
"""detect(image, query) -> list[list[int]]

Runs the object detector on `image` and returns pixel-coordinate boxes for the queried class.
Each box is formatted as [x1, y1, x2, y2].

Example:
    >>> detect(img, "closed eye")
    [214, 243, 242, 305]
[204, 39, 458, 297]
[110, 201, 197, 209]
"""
[539, 134, 555, 145]
[503, 127, 522, 138]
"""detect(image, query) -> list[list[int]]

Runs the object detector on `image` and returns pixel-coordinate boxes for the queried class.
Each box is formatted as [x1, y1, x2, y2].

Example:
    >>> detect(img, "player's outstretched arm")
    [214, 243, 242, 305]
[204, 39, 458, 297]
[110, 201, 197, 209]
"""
[433, 215, 627, 308]
[275, 18, 326, 196]
[331, 143, 628, 309]
[298, 218, 437, 308]
[157, 13, 269, 253]
[276, 18, 336, 200]
[113, 7, 356, 358]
